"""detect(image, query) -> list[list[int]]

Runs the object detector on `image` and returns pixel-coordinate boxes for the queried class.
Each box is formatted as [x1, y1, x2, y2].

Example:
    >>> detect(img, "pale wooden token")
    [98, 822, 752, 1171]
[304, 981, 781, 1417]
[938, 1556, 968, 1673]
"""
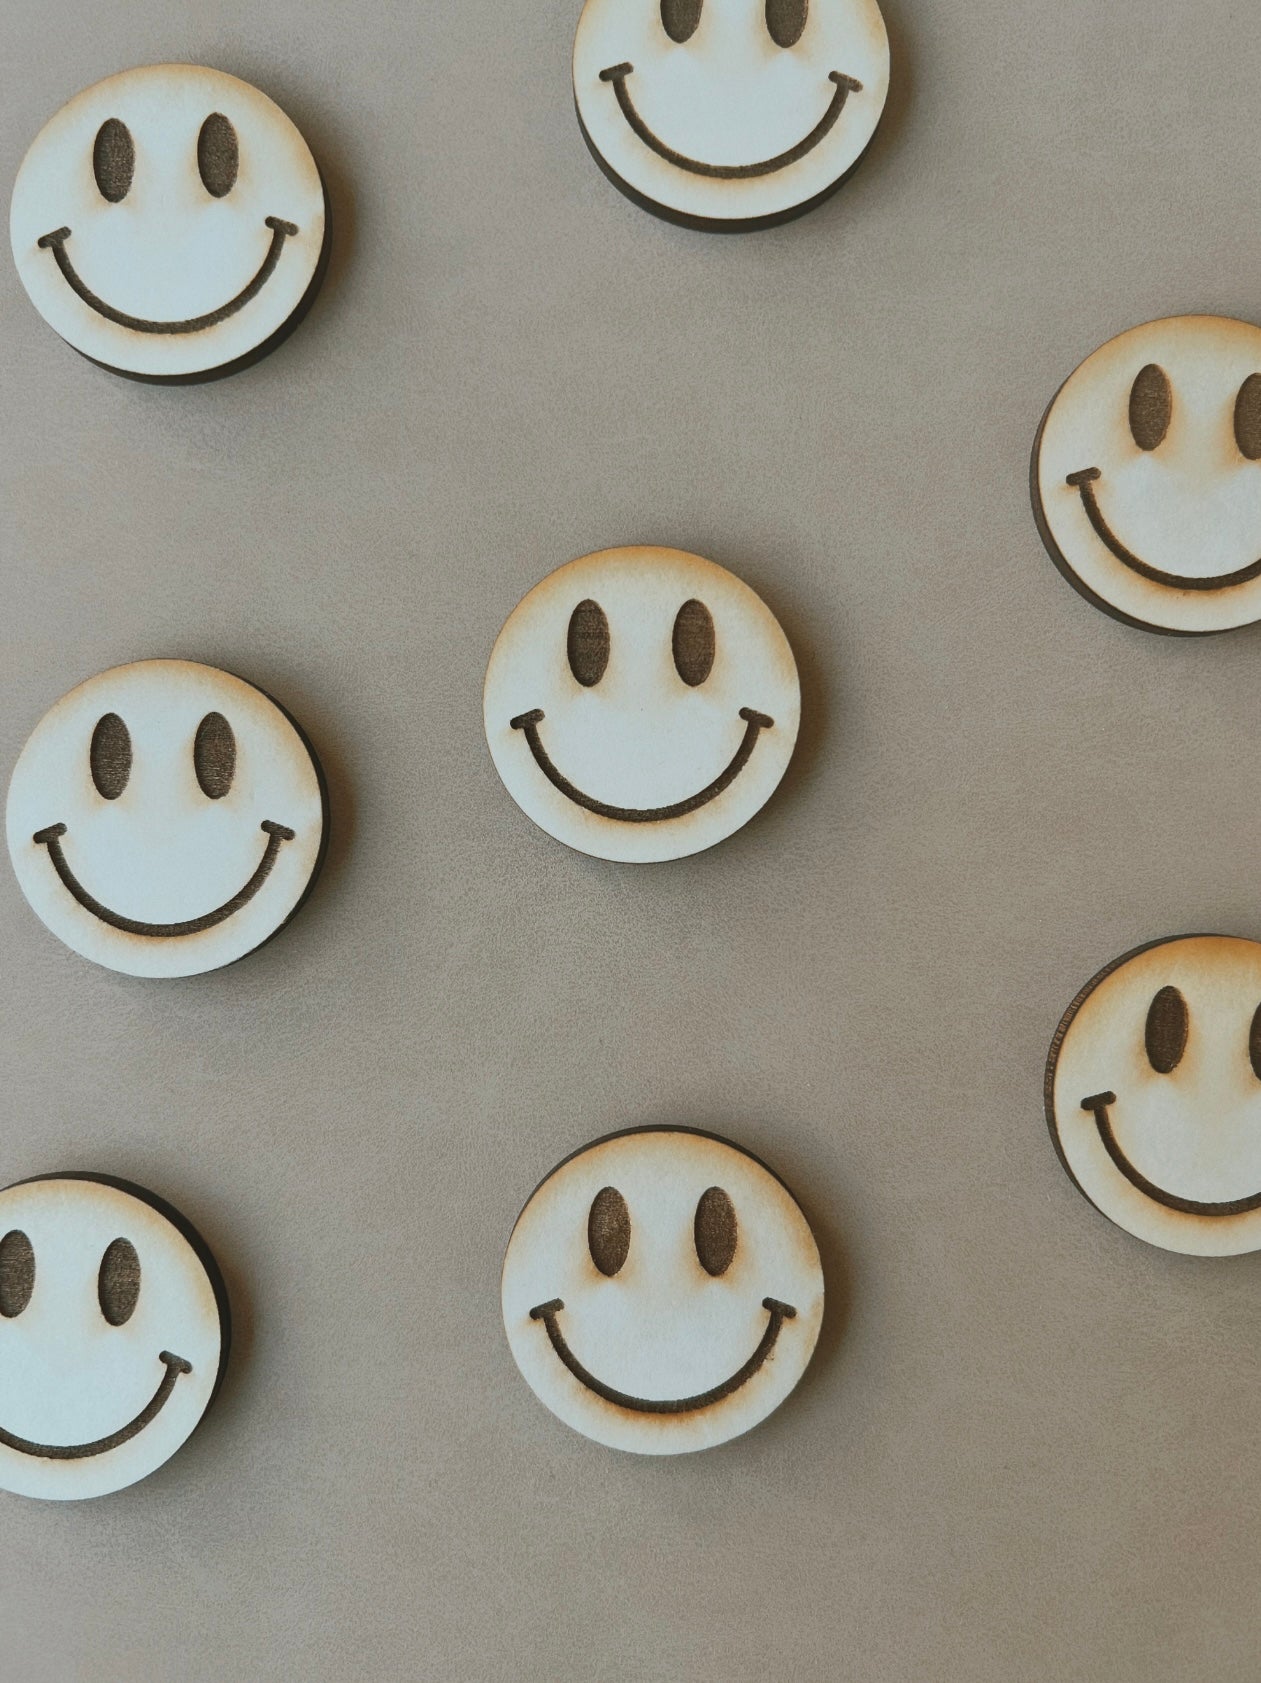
[573, 0, 889, 231]
[0, 1175, 228, 1500]
[6, 660, 327, 978]
[1046, 935, 1261, 1256]
[9, 64, 327, 382]
[483, 546, 800, 862]
[1033, 315, 1261, 634]
[502, 1128, 823, 1454]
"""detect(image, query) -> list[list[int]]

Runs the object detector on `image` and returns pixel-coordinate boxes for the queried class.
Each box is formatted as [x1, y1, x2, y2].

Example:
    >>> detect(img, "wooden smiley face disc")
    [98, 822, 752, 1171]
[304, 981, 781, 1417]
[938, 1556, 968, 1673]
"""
[0, 1176, 228, 1500]
[1033, 316, 1261, 634]
[484, 547, 800, 862]
[502, 1129, 823, 1454]
[9, 65, 327, 381]
[6, 660, 327, 978]
[573, 0, 889, 230]
[1046, 936, 1261, 1255]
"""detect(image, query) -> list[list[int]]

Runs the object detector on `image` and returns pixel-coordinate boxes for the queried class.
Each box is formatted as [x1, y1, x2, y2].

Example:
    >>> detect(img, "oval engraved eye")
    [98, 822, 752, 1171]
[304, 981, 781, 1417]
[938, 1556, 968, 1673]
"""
[1234, 375, 1261, 461]
[98, 1238, 140, 1327]
[0, 1231, 35, 1319]
[766, 0, 808, 47]
[92, 119, 135, 203]
[661, 0, 703, 42]
[567, 599, 610, 687]
[1249, 1003, 1261, 1080]
[193, 712, 236, 799]
[90, 713, 132, 800]
[1128, 364, 1172, 452]
[672, 599, 715, 687]
[1145, 985, 1189, 1074]
[695, 1187, 737, 1276]
[588, 1187, 631, 1277]
[197, 113, 239, 198]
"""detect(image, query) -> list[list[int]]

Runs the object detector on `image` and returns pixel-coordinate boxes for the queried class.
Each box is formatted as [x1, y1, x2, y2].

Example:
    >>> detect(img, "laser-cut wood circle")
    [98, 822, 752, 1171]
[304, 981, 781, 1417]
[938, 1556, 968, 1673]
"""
[0, 1174, 228, 1500]
[9, 64, 328, 382]
[483, 546, 800, 863]
[1032, 316, 1261, 634]
[573, 0, 889, 231]
[1046, 935, 1261, 1255]
[502, 1128, 823, 1454]
[6, 660, 327, 978]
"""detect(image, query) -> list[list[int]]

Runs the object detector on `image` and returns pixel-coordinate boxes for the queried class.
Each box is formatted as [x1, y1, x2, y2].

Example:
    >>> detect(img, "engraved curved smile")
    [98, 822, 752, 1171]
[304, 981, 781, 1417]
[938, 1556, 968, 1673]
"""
[529, 1296, 795, 1413]
[599, 62, 861, 178]
[510, 707, 773, 822]
[37, 217, 298, 335]
[1081, 1091, 1261, 1216]
[1068, 468, 1261, 591]
[32, 819, 294, 937]
[0, 1350, 190, 1460]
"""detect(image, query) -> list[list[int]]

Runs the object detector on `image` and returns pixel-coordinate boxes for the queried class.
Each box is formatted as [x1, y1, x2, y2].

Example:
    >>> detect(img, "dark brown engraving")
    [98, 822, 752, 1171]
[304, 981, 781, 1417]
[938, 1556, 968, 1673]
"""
[672, 599, 715, 687]
[193, 712, 237, 800]
[694, 1187, 737, 1276]
[98, 1238, 141, 1327]
[1128, 364, 1172, 452]
[197, 113, 239, 199]
[0, 1232, 35, 1319]
[1144, 986, 1188, 1074]
[89, 713, 132, 801]
[588, 1187, 631, 1277]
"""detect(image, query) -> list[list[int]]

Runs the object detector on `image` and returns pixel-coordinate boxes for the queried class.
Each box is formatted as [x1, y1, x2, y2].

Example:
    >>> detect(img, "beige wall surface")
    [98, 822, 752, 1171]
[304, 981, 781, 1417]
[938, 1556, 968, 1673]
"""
[2, 1, 1260, 1678]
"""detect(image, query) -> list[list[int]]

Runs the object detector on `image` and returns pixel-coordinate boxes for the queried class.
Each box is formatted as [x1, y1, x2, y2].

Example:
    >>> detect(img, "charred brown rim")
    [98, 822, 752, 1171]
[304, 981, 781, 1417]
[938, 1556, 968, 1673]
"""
[0, 1350, 191, 1461]
[599, 62, 861, 180]
[37, 217, 299, 336]
[32, 819, 295, 938]
[529, 1295, 796, 1413]
[1080, 1090, 1261, 1217]
[1067, 468, 1261, 592]
[509, 706, 773, 823]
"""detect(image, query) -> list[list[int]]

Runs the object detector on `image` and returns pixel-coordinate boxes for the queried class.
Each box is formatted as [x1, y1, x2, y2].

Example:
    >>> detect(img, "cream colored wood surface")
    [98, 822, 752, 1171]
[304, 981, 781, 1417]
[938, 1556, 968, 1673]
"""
[0, 1176, 226, 1501]
[1047, 935, 1261, 1256]
[573, 0, 889, 228]
[1033, 315, 1261, 634]
[9, 64, 326, 381]
[483, 546, 800, 862]
[502, 1128, 823, 1454]
[5, 660, 327, 978]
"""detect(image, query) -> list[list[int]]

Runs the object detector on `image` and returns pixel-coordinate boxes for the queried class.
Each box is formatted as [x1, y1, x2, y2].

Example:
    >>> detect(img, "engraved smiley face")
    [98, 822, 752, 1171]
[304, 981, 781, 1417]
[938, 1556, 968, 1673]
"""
[502, 1129, 824, 1453]
[483, 547, 800, 863]
[6, 660, 327, 978]
[9, 64, 327, 381]
[1033, 316, 1261, 634]
[0, 1175, 227, 1501]
[1046, 936, 1261, 1255]
[573, 0, 889, 229]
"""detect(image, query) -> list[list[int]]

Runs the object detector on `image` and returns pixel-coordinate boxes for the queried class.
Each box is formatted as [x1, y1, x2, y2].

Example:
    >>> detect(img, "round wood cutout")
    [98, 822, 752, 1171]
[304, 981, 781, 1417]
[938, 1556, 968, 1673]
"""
[0, 1175, 228, 1500]
[6, 660, 328, 978]
[1046, 935, 1261, 1255]
[1032, 315, 1261, 634]
[502, 1128, 824, 1454]
[573, 0, 890, 230]
[9, 64, 328, 382]
[484, 546, 801, 862]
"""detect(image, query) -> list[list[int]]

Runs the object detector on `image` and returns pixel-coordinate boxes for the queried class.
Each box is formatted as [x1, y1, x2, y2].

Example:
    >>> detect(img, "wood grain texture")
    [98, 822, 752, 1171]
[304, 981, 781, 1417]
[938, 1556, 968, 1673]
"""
[9, 64, 327, 381]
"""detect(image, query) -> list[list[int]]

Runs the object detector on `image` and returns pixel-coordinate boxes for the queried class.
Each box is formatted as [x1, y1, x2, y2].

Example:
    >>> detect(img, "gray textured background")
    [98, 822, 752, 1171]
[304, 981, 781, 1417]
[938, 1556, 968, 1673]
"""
[3, 1, 1261, 1678]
